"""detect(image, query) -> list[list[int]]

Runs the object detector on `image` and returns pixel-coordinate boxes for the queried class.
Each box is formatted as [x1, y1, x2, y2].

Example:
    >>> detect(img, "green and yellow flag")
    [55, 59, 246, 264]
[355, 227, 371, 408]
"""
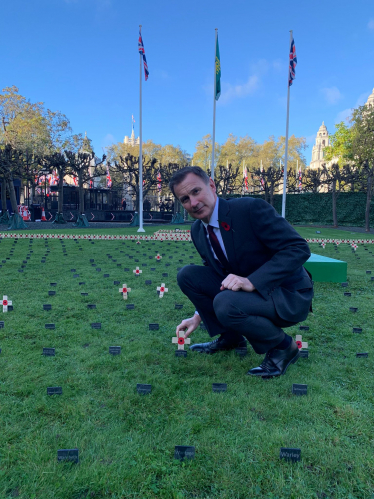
[215, 34, 221, 100]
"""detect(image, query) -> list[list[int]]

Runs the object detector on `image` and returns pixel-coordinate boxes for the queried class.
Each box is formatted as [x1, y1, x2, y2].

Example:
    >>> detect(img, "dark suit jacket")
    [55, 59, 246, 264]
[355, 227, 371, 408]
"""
[190, 197, 313, 323]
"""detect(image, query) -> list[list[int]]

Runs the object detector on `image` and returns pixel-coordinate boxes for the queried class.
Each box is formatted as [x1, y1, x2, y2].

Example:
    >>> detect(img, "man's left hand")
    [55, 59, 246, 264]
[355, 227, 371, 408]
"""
[220, 274, 256, 292]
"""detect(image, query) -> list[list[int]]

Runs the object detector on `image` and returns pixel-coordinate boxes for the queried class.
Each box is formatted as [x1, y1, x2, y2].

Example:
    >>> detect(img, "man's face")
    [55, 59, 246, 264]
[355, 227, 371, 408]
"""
[174, 173, 217, 223]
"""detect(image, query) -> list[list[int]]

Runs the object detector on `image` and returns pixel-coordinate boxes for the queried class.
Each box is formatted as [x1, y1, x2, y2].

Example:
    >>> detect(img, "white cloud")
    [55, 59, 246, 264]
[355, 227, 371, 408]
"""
[219, 75, 259, 104]
[321, 86, 343, 105]
[335, 108, 352, 124]
[368, 19, 374, 30]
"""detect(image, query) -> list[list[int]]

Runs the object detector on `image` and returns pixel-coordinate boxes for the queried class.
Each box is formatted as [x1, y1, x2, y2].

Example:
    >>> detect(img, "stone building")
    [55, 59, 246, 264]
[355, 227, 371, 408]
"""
[309, 122, 330, 170]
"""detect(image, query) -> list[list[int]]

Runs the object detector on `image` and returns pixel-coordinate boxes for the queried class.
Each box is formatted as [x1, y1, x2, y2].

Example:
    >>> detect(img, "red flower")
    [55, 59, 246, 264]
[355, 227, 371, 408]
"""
[220, 221, 230, 231]
[178, 337, 185, 345]
[123, 288, 127, 293]
[296, 340, 302, 349]
[3, 300, 7, 306]
[160, 287, 164, 292]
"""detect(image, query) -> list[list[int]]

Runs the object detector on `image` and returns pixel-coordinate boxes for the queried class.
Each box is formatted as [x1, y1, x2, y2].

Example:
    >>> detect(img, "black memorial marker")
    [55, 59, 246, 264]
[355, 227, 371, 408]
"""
[109, 346, 121, 355]
[137, 383, 152, 394]
[113, 281, 120, 285]
[0, 321, 4, 329]
[162, 273, 168, 277]
[79, 282, 86, 286]
[366, 270, 371, 274]
[57, 449, 79, 464]
[43, 304, 52, 311]
[175, 304, 183, 309]
[91, 323, 101, 329]
[151, 268, 155, 271]
[71, 269, 76, 272]
[292, 384, 307, 396]
[91, 264, 96, 267]
[96, 268, 101, 272]
[73, 274, 79, 278]
[48, 291, 56, 296]
[126, 304, 135, 310]
[175, 350, 187, 358]
[87, 304, 96, 309]
[50, 283, 57, 286]
[42, 347, 55, 356]
[212, 383, 227, 393]
[341, 282, 348, 287]
[279, 448, 301, 462]
[45, 324, 55, 330]
[174, 446, 195, 461]
[145, 280, 152, 285]
[349, 307, 358, 313]
[356, 352, 368, 358]
[104, 274, 109, 277]
[149, 323, 159, 330]
[124, 268, 130, 272]
[344, 292, 351, 297]
[81, 292, 88, 296]
[353, 327, 362, 333]
[299, 326, 309, 331]
[117, 264, 122, 267]
[18, 269, 24, 272]
[299, 350, 309, 358]
[47, 386, 62, 396]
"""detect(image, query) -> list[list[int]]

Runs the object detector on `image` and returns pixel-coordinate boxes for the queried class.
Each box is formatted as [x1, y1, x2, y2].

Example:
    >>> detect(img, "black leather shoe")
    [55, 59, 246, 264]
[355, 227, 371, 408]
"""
[247, 340, 300, 377]
[190, 335, 247, 354]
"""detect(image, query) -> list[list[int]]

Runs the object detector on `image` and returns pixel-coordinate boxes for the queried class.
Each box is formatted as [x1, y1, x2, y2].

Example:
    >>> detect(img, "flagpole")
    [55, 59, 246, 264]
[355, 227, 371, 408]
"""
[281, 30, 293, 219]
[138, 25, 145, 232]
[211, 28, 218, 182]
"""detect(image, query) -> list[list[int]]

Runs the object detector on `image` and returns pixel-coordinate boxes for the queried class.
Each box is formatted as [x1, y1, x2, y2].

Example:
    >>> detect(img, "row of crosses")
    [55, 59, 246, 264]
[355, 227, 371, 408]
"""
[119, 283, 168, 299]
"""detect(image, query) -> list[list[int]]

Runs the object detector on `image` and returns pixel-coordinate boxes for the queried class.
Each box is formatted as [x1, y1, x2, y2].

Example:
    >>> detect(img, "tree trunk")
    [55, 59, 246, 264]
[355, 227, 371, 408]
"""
[269, 185, 274, 206]
[58, 174, 64, 213]
[7, 178, 19, 213]
[79, 173, 84, 214]
[365, 175, 372, 232]
[1, 178, 7, 212]
[332, 180, 338, 228]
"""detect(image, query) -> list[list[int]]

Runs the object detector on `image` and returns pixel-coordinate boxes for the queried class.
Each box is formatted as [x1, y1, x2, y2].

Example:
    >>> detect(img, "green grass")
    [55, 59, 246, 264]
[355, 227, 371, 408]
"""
[0, 230, 374, 498]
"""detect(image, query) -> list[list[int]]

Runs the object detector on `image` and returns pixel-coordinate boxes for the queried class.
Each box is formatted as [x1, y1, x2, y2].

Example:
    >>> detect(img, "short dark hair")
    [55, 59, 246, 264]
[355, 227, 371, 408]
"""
[169, 166, 210, 197]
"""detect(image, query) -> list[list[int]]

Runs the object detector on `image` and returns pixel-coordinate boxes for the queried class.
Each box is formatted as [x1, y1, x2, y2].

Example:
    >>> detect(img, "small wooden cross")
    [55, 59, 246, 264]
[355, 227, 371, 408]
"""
[155, 254, 162, 261]
[157, 283, 168, 298]
[118, 284, 131, 300]
[133, 267, 142, 276]
[295, 335, 308, 350]
[2, 295, 12, 312]
[172, 330, 191, 350]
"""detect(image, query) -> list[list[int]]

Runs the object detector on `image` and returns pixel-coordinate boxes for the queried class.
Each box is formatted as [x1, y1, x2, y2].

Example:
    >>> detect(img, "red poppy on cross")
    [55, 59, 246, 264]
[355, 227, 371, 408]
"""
[119, 284, 131, 300]
[157, 283, 168, 298]
[133, 267, 142, 275]
[2, 295, 12, 312]
[295, 335, 308, 350]
[155, 254, 162, 261]
[172, 330, 191, 350]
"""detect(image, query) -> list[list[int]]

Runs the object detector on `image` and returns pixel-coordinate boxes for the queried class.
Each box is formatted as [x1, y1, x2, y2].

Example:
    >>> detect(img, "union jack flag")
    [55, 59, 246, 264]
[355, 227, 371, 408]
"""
[157, 171, 162, 192]
[289, 37, 297, 86]
[298, 167, 302, 190]
[243, 167, 248, 191]
[138, 30, 149, 81]
[106, 165, 112, 188]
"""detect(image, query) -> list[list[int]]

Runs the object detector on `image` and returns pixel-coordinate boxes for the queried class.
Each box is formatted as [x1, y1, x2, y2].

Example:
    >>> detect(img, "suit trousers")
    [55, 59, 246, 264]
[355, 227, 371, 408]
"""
[177, 265, 298, 354]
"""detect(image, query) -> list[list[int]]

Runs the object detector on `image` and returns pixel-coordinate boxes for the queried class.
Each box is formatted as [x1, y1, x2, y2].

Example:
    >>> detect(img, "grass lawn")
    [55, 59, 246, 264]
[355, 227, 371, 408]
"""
[0, 227, 374, 498]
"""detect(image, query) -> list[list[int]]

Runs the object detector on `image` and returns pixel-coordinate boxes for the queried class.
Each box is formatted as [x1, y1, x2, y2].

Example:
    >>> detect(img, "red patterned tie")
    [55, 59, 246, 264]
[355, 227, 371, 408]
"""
[207, 225, 230, 271]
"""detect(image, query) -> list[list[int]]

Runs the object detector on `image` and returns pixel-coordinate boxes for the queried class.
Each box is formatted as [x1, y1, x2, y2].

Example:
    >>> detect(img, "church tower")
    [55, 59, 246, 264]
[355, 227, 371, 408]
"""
[366, 88, 374, 108]
[124, 117, 140, 146]
[309, 122, 330, 170]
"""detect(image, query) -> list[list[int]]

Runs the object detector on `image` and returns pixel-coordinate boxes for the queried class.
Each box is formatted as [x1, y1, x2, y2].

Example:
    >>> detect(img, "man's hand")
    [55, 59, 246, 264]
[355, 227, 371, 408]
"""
[220, 274, 256, 292]
[176, 314, 202, 340]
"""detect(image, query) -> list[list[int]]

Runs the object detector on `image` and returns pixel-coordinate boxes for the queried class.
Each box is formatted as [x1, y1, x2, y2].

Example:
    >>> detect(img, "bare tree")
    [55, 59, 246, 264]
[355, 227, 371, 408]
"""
[0, 144, 27, 228]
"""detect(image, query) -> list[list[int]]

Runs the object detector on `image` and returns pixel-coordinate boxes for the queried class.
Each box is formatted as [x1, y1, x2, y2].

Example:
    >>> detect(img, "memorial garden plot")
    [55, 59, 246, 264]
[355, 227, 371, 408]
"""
[0, 230, 373, 498]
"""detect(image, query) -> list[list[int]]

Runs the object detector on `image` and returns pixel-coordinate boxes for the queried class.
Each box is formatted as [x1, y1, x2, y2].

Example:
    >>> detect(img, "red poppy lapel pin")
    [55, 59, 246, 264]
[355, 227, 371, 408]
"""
[219, 221, 232, 232]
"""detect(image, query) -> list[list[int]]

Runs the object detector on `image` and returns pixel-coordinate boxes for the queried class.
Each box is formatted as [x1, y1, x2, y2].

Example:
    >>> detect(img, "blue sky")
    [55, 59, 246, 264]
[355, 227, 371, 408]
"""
[2, 0, 374, 163]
